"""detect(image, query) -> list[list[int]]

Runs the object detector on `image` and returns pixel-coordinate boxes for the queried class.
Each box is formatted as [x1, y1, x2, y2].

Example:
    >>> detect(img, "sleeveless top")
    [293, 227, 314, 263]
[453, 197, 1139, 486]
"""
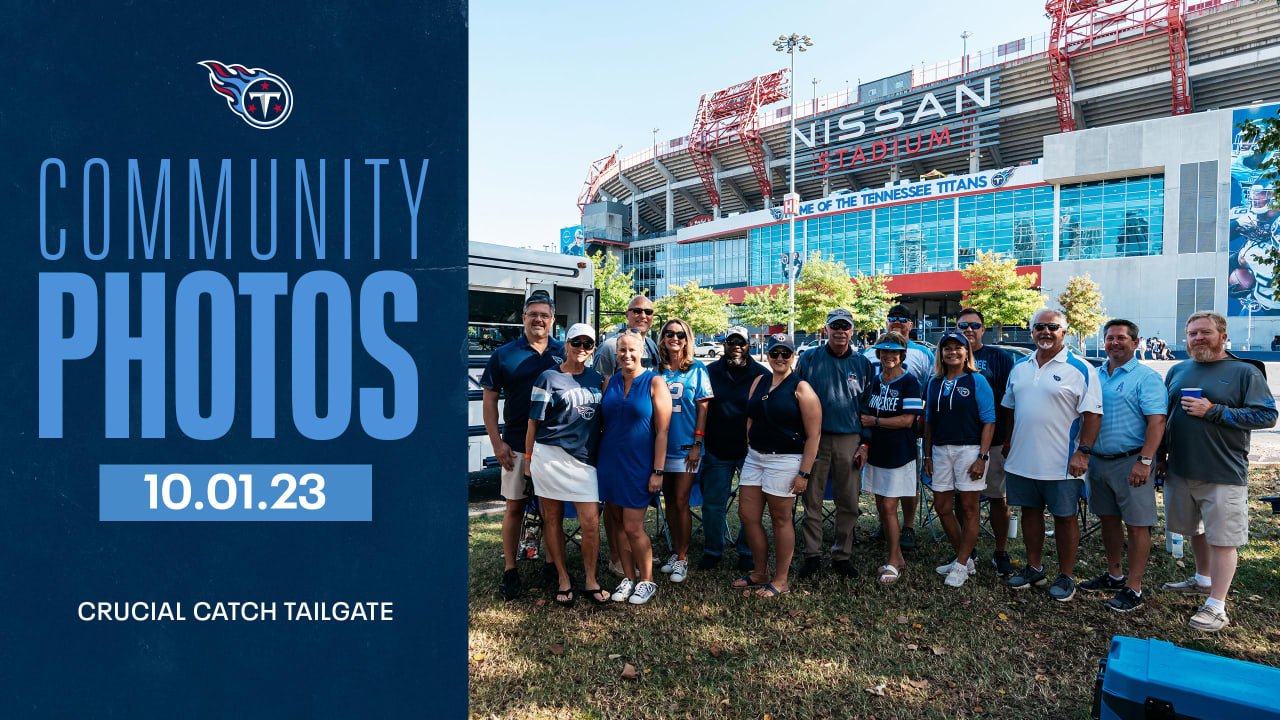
[598, 370, 659, 508]
[746, 372, 806, 455]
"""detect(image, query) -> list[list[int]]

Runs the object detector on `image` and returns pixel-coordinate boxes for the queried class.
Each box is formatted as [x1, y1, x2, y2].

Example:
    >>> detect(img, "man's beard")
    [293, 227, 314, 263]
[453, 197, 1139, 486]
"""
[1189, 343, 1223, 362]
[726, 353, 748, 367]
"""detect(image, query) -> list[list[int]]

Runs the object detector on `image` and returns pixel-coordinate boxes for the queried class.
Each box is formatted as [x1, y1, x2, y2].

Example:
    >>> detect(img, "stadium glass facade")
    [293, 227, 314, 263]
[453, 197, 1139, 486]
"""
[625, 174, 1164, 298]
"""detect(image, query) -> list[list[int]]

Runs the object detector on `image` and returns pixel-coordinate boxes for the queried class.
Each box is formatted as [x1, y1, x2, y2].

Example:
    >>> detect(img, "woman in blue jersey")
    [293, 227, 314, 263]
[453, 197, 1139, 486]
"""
[524, 323, 606, 607]
[734, 334, 822, 597]
[859, 332, 924, 584]
[923, 331, 996, 589]
[655, 318, 714, 584]
[599, 332, 671, 605]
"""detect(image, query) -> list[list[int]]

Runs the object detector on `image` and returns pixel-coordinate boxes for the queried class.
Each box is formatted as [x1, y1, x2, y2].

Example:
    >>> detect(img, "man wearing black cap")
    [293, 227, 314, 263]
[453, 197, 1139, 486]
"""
[795, 308, 875, 579]
[479, 290, 565, 600]
[701, 325, 770, 570]
[864, 303, 935, 548]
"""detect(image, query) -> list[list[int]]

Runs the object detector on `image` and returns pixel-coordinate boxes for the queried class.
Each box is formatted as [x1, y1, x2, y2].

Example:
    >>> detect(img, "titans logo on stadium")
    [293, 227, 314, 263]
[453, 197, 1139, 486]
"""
[990, 167, 1015, 188]
[199, 60, 293, 129]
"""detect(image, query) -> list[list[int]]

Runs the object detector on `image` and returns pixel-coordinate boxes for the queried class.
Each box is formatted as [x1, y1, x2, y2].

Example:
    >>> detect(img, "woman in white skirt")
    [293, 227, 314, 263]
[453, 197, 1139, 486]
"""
[859, 332, 925, 584]
[923, 331, 996, 589]
[524, 323, 607, 607]
[733, 334, 822, 598]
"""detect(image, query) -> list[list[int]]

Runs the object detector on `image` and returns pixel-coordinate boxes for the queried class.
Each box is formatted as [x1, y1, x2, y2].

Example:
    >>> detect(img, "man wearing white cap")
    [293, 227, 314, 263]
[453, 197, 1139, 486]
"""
[700, 325, 770, 570]
[795, 308, 876, 579]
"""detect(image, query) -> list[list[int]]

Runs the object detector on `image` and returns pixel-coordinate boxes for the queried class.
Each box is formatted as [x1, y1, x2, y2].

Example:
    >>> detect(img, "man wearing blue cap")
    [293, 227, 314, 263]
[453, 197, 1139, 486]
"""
[795, 308, 875, 579]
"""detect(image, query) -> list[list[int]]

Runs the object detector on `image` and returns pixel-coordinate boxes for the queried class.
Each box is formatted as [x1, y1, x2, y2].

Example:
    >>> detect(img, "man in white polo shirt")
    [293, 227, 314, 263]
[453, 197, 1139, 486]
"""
[1002, 309, 1103, 602]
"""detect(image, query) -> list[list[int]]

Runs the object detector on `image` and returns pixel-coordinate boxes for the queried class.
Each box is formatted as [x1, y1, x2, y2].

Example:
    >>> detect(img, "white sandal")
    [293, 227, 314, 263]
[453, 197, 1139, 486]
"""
[877, 565, 902, 584]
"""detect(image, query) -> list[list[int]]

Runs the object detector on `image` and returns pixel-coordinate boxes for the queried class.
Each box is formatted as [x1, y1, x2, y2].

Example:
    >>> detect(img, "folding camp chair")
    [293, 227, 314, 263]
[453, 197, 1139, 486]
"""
[654, 474, 737, 555]
[1078, 481, 1101, 540]
[520, 496, 594, 560]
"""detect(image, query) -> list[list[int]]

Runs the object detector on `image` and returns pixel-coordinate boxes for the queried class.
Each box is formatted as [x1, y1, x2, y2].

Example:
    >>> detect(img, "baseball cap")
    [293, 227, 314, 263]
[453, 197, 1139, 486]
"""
[826, 308, 854, 325]
[566, 323, 595, 341]
[887, 304, 910, 318]
[725, 326, 749, 342]
[765, 333, 795, 352]
[938, 331, 968, 347]
[869, 333, 908, 351]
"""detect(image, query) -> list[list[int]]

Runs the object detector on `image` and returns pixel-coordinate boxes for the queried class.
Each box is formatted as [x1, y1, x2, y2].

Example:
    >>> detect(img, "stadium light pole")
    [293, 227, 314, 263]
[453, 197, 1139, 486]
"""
[961, 30, 973, 77]
[774, 32, 813, 338]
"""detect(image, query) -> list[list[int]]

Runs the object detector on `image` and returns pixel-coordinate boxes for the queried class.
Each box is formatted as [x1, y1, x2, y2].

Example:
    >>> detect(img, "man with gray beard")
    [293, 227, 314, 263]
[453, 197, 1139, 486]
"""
[1157, 311, 1276, 631]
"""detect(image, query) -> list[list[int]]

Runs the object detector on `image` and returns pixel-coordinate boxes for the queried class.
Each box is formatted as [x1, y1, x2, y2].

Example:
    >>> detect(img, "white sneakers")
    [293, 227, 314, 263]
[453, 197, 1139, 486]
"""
[659, 554, 678, 573]
[611, 578, 635, 602]
[944, 561, 970, 588]
[629, 581, 658, 605]
[936, 556, 976, 576]
[670, 559, 689, 583]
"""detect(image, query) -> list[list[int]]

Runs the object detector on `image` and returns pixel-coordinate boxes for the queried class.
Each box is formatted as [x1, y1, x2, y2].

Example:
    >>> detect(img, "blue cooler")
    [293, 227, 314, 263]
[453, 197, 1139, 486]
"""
[1093, 636, 1280, 719]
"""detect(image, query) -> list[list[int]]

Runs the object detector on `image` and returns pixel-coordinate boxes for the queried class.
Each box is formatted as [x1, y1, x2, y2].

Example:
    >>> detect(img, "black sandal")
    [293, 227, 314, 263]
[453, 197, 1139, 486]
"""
[584, 587, 610, 605]
[554, 587, 576, 607]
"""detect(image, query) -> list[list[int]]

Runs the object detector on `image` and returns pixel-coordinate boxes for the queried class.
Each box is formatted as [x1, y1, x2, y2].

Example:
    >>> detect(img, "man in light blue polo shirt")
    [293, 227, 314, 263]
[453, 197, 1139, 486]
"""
[1002, 309, 1103, 602]
[1078, 320, 1166, 612]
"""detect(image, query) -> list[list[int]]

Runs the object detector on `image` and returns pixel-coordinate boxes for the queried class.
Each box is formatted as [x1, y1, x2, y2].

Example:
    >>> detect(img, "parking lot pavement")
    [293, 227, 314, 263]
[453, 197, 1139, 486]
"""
[1139, 360, 1280, 465]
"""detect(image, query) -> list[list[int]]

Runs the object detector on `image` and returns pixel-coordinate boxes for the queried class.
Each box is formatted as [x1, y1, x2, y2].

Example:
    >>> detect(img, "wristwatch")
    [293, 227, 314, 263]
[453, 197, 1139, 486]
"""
[1077, 445, 1093, 456]
[1138, 456, 1153, 466]
[976, 453, 990, 461]
[797, 470, 812, 479]
[651, 469, 664, 477]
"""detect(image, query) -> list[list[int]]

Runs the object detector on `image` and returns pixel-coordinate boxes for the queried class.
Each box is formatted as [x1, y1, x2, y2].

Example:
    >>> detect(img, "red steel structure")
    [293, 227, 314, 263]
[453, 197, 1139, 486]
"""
[687, 69, 789, 210]
[1045, 0, 1192, 133]
[577, 150, 621, 215]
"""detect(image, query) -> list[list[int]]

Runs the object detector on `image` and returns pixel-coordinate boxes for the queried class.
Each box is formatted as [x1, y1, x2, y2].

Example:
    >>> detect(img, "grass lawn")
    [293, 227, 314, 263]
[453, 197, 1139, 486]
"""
[468, 471, 1280, 719]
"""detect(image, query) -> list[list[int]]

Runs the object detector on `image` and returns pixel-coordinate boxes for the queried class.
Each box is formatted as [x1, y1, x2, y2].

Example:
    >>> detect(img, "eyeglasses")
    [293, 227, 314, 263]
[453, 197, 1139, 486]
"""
[887, 316, 911, 324]
[1033, 323, 1062, 332]
[627, 308, 655, 316]
[724, 338, 748, 347]
[828, 321, 852, 331]
[767, 349, 794, 359]
[662, 330, 687, 339]
[956, 322, 983, 330]
[568, 338, 595, 349]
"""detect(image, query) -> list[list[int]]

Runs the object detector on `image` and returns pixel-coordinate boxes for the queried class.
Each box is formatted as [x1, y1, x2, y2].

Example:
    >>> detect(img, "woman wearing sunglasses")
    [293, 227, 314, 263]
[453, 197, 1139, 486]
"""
[922, 331, 996, 589]
[859, 332, 924, 584]
[599, 332, 671, 605]
[655, 318, 714, 584]
[524, 323, 607, 607]
[734, 334, 822, 597]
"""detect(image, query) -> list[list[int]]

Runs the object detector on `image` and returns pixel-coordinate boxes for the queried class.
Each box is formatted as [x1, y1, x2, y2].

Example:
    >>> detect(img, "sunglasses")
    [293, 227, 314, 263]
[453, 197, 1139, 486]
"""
[887, 316, 911, 323]
[1033, 323, 1062, 332]
[662, 330, 687, 340]
[627, 308, 655, 316]
[724, 338, 748, 347]
[828, 321, 852, 331]
[767, 349, 794, 359]
[956, 322, 983, 330]
[568, 338, 595, 349]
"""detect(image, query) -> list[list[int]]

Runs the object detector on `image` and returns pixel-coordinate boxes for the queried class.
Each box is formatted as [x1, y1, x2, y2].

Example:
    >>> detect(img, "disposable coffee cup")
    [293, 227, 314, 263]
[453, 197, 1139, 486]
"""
[1182, 388, 1202, 399]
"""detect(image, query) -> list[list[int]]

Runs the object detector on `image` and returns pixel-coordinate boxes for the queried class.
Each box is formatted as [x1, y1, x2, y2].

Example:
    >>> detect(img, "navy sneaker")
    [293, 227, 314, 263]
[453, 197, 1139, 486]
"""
[1104, 587, 1144, 613]
[1049, 574, 1077, 602]
[991, 551, 1015, 577]
[899, 527, 917, 549]
[1008, 564, 1048, 591]
[1079, 573, 1126, 593]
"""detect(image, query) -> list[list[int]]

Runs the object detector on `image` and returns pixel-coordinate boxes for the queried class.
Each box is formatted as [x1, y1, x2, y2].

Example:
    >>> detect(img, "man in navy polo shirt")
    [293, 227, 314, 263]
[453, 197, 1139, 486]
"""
[479, 290, 565, 600]
[700, 325, 770, 571]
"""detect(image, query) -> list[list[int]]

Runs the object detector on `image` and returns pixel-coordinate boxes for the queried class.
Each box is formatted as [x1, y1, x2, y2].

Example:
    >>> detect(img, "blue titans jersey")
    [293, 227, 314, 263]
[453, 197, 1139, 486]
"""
[925, 372, 996, 447]
[661, 362, 714, 458]
[530, 367, 605, 464]
[865, 372, 924, 469]
[478, 335, 565, 452]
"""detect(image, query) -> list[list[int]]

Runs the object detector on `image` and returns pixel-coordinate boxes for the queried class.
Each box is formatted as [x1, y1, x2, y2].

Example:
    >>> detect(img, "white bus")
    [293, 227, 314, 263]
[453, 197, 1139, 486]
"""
[467, 242, 596, 472]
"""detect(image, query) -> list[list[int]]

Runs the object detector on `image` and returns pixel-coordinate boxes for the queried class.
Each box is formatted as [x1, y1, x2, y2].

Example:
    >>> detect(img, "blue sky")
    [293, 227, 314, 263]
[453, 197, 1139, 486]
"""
[470, 1, 1055, 250]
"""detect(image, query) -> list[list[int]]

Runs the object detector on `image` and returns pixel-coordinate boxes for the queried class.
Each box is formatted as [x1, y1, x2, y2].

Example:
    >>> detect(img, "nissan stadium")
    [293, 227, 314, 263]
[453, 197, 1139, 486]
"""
[568, 0, 1280, 349]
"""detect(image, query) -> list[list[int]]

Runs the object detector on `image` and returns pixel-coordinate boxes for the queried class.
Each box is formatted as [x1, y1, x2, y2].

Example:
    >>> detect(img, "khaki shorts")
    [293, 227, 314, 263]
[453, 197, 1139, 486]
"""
[982, 447, 1007, 498]
[1164, 475, 1249, 547]
[500, 453, 530, 501]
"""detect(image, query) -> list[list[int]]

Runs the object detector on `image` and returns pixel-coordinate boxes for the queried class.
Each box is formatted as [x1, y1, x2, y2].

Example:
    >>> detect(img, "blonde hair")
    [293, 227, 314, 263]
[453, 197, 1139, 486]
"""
[933, 336, 977, 377]
[659, 318, 695, 372]
[1185, 311, 1227, 335]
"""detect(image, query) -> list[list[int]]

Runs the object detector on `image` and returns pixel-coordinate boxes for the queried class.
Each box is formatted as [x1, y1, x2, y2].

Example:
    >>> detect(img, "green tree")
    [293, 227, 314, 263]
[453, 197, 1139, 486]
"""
[1057, 274, 1109, 353]
[960, 251, 1044, 340]
[794, 252, 858, 335]
[847, 272, 898, 332]
[734, 285, 792, 354]
[655, 280, 730, 337]
[1236, 106, 1280, 269]
[589, 250, 638, 320]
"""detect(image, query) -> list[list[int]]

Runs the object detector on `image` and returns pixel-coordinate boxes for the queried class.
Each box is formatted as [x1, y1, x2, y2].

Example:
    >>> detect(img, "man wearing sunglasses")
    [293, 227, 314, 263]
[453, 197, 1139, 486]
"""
[594, 295, 660, 378]
[956, 308, 1017, 577]
[864, 304, 935, 549]
[700, 325, 770, 571]
[795, 308, 876, 579]
[1001, 309, 1103, 602]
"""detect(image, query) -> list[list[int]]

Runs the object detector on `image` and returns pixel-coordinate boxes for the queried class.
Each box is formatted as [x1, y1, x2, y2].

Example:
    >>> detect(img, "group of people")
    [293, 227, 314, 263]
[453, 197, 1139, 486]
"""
[1138, 336, 1172, 360]
[481, 291, 1274, 632]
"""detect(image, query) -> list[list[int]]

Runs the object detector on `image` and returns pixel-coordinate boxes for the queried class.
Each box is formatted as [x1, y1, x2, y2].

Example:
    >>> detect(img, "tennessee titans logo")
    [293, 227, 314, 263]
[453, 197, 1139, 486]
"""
[199, 61, 293, 129]
[576, 406, 596, 420]
[957, 386, 971, 397]
[770, 208, 784, 221]
[990, 167, 1015, 188]
[553, 356, 564, 364]
[1053, 374, 1062, 382]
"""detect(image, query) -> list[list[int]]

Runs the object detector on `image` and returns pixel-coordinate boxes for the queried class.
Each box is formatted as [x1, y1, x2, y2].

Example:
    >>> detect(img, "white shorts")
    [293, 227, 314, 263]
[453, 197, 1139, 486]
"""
[865, 461, 918, 498]
[530, 442, 598, 503]
[931, 444, 986, 493]
[664, 455, 702, 474]
[739, 448, 801, 498]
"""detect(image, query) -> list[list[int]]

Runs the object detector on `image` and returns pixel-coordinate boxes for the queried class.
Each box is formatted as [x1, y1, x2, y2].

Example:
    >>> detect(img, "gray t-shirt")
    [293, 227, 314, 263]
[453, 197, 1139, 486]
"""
[593, 332, 660, 378]
[1161, 358, 1277, 485]
[796, 343, 874, 436]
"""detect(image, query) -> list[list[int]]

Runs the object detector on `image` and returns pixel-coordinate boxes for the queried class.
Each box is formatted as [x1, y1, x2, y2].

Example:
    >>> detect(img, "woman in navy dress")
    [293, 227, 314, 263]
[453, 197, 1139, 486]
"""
[599, 332, 671, 605]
